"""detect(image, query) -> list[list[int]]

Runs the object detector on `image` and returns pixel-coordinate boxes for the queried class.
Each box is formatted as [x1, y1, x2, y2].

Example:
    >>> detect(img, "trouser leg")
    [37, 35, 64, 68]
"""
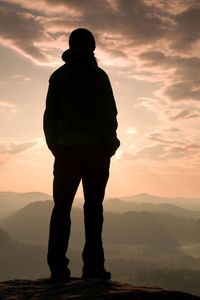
[47, 147, 81, 273]
[82, 147, 110, 272]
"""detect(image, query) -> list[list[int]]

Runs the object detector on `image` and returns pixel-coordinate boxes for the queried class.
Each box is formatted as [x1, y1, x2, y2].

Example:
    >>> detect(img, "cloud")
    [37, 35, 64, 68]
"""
[117, 150, 135, 161]
[0, 0, 199, 73]
[163, 127, 181, 133]
[1, 0, 200, 154]
[147, 132, 175, 145]
[0, 139, 43, 164]
[119, 117, 200, 163]
[135, 143, 167, 160]
[125, 127, 138, 135]
[0, 0, 174, 64]
[144, 0, 200, 51]
[0, 4, 49, 62]
[138, 51, 200, 103]
[164, 81, 200, 102]
[170, 109, 199, 120]
[0, 101, 19, 113]
[120, 141, 200, 162]
[12, 74, 32, 81]
[171, 5, 200, 52]
[132, 2, 200, 104]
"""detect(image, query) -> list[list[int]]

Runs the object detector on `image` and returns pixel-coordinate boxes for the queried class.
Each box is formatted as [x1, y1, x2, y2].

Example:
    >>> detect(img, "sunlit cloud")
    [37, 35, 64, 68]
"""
[135, 143, 168, 161]
[125, 127, 138, 135]
[1, 0, 200, 196]
[12, 74, 32, 81]
[0, 101, 19, 113]
[0, 139, 44, 165]
[117, 150, 135, 161]
[1, 0, 199, 76]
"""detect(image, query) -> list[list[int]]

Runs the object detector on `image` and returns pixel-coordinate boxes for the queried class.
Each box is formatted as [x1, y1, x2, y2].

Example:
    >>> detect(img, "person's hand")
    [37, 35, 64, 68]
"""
[107, 138, 120, 157]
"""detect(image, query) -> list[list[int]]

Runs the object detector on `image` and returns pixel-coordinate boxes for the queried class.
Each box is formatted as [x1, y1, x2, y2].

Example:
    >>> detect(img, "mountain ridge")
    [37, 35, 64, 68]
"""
[1, 200, 199, 246]
[0, 191, 52, 218]
[1, 191, 200, 219]
[104, 198, 200, 218]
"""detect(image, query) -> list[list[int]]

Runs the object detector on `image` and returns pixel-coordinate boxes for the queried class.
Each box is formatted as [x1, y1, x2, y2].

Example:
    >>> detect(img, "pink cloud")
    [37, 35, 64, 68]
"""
[0, 139, 43, 164]
[0, 153, 12, 165]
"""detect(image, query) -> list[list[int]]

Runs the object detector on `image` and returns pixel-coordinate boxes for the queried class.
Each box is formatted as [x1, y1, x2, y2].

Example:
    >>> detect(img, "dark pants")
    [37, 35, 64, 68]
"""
[47, 143, 110, 274]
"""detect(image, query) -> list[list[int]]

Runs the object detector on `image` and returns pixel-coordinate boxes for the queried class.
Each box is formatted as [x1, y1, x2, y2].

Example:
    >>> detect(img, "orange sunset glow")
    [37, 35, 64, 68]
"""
[1, 0, 200, 198]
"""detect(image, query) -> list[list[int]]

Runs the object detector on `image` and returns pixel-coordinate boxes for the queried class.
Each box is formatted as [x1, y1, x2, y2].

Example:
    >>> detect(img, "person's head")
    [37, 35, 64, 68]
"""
[69, 28, 96, 52]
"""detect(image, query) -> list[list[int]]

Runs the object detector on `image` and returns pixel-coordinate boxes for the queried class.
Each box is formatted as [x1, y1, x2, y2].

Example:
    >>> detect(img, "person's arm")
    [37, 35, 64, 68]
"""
[96, 69, 120, 156]
[43, 76, 59, 155]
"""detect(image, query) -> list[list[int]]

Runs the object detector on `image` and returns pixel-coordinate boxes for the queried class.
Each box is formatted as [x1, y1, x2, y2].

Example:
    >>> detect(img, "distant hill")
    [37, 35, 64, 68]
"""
[104, 198, 200, 219]
[0, 192, 52, 218]
[120, 193, 200, 211]
[1, 191, 200, 219]
[0, 200, 53, 245]
[1, 201, 200, 247]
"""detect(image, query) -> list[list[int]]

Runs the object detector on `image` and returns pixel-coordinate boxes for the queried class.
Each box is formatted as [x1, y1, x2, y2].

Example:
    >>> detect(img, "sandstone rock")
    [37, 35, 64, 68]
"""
[0, 278, 199, 300]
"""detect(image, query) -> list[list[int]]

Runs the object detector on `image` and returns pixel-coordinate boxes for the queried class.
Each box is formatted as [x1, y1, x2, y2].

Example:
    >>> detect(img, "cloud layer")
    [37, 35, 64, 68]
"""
[1, 0, 199, 99]
[1, 0, 200, 170]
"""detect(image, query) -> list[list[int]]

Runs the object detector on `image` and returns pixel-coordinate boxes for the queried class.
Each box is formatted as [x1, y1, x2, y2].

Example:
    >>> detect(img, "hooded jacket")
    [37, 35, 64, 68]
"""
[43, 49, 120, 156]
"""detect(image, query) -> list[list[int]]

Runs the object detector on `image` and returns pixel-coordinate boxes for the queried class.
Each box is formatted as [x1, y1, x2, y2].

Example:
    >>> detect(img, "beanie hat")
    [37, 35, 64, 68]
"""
[69, 28, 96, 51]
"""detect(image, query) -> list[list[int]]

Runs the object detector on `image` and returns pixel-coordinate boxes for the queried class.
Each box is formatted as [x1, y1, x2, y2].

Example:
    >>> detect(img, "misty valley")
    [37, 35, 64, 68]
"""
[0, 192, 200, 296]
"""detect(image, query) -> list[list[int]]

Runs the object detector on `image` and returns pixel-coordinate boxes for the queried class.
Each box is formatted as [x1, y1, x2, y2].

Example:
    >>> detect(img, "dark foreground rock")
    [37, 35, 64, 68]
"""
[0, 278, 199, 300]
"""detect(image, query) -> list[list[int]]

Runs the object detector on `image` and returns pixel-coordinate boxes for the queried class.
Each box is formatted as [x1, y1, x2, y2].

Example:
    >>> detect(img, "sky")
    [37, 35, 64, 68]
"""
[0, 0, 200, 198]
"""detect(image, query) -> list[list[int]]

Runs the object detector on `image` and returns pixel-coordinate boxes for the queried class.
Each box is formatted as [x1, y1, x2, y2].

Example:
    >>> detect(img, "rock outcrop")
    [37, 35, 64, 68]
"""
[0, 278, 199, 300]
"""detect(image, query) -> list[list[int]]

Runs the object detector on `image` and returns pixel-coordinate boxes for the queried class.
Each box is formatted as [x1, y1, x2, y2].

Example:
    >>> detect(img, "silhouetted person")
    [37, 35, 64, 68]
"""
[43, 28, 120, 282]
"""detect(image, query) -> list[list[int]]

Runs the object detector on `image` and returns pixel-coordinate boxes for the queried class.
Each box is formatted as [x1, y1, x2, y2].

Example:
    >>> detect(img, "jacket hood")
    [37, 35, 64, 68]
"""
[61, 49, 97, 66]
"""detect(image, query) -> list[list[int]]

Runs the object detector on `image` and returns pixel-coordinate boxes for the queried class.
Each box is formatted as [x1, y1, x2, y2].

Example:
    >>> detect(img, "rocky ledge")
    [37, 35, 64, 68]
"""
[0, 278, 199, 300]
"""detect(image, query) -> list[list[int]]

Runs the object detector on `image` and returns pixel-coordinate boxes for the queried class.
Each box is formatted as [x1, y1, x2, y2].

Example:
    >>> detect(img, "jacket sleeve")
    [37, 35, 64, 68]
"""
[43, 76, 59, 154]
[96, 70, 120, 156]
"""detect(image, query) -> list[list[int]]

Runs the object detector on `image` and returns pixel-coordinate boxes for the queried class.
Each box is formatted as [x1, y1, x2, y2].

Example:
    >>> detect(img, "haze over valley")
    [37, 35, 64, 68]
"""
[0, 192, 200, 296]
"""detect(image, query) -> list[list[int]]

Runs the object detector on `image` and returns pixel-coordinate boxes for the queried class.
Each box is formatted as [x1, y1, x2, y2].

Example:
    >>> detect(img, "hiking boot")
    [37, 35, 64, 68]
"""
[50, 267, 71, 283]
